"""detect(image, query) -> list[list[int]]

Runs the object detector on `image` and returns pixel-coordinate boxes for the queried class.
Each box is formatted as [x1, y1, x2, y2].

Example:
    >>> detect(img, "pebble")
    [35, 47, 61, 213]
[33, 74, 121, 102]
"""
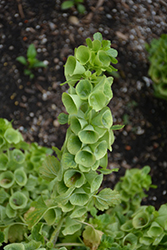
[68, 16, 79, 25]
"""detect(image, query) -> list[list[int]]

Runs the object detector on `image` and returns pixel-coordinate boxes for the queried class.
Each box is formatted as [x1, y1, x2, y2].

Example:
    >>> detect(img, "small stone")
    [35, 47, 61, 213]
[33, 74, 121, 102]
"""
[53, 119, 59, 127]
[68, 16, 79, 25]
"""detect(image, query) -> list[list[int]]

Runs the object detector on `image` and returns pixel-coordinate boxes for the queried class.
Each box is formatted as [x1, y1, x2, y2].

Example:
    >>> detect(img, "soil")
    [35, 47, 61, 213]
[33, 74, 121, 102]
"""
[0, 0, 167, 210]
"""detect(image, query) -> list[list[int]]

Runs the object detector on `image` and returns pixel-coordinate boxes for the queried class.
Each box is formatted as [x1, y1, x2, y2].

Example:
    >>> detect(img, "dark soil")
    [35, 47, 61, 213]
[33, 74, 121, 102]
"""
[0, 0, 167, 210]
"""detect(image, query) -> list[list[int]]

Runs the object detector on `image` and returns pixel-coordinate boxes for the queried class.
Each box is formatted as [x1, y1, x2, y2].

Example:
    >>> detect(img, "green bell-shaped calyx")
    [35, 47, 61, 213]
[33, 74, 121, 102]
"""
[0, 171, 15, 188]
[78, 125, 99, 144]
[76, 79, 92, 100]
[9, 191, 28, 210]
[0, 153, 8, 171]
[122, 233, 138, 247]
[88, 90, 106, 111]
[91, 107, 113, 129]
[62, 93, 82, 114]
[64, 169, 85, 188]
[69, 116, 88, 135]
[12, 149, 25, 164]
[14, 168, 27, 186]
[70, 188, 89, 206]
[90, 140, 108, 160]
[75, 45, 91, 65]
[65, 56, 85, 85]
[4, 128, 23, 144]
[132, 211, 150, 229]
[75, 146, 96, 167]
[67, 134, 82, 155]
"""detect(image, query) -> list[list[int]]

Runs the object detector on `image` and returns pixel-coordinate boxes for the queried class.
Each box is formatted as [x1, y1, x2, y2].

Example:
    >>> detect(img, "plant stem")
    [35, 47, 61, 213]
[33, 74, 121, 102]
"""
[50, 217, 65, 245]
[55, 242, 84, 247]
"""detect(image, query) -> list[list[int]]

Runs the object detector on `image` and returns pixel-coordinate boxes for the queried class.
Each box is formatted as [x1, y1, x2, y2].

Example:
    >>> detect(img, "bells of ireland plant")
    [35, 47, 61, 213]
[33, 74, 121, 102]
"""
[25, 32, 121, 249]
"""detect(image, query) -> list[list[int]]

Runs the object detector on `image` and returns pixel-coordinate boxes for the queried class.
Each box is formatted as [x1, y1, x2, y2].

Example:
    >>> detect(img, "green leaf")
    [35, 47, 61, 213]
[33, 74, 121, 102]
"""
[40, 155, 62, 181]
[31, 223, 45, 243]
[70, 206, 87, 218]
[0, 231, 4, 244]
[24, 69, 32, 76]
[4, 243, 25, 250]
[86, 38, 93, 48]
[83, 226, 103, 250]
[58, 113, 69, 124]
[7, 224, 26, 243]
[94, 188, 120, 211]
[44, 208, 61, 225]
[111, 124, 124, 130]
[25, 197, 48, 229]
[4, 128, 23, 144]
[70, 188, 89, 206]
[27, 44, 37, 59]
[61, 1, 74, 10]
[23, 240, 41, 250]
[106, 48, 118, 58]
[75, 46, 90, 65]
[33, 61, 47, 68]
[61, 152, 77, 169]
[0, 153, 8, 171]
[93, 32, 103, 42]
[16, 56, 27, 65]
[0, 188, 9, 204]
[62, 217, 82, 235]
[77, 4, 86, 14]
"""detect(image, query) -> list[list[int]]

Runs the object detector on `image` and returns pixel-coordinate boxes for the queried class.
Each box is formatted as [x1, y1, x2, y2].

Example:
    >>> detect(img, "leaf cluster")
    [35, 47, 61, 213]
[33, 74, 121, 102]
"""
[16, 44, 47, 79]
[146, 34, 167, 101]
[0, 118, 53, 245]
[86, 167, 167, 250]
[61, 0, 86, 14]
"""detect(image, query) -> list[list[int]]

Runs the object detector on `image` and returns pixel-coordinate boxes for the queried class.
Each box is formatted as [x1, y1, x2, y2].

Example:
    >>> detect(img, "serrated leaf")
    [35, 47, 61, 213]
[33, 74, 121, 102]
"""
[25, 197, 48, 229]
[61, 152, 77, 169]
[94, 188, 120, 211]
[40, 155, 61, 181]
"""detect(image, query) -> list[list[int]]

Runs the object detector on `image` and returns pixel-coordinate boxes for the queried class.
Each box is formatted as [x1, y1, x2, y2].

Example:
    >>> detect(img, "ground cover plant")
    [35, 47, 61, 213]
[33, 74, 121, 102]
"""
[146, 34, 167, 101]
[1, 33, 167, 250]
